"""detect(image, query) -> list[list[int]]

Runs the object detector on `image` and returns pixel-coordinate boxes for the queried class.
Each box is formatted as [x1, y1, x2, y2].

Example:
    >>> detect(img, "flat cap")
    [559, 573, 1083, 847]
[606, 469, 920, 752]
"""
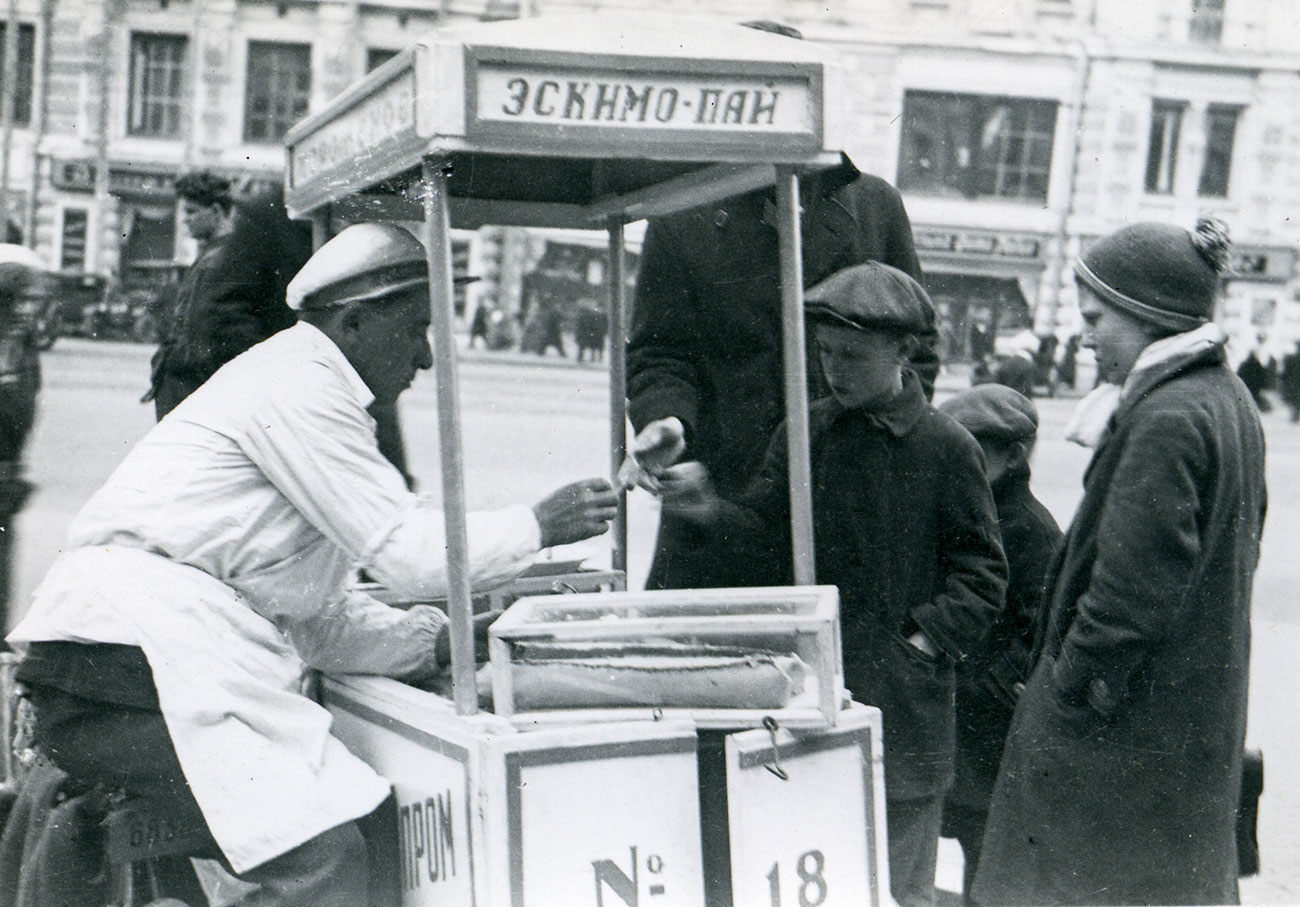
[938, 384, 1039, 444]
[287, 223, 430, 312]
[805, 261, 935, 336]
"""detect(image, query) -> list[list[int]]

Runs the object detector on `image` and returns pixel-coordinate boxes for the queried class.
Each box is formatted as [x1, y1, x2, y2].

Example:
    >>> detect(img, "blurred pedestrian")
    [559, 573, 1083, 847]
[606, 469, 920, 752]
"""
[574, 299, 608, 363]
[986, 354, 1035, 398]
[1055, 334, 1079, 389]
[1236, 348, 1271, 411]
[1280, 343, 1300, 422]
[468, 299, 493, 349]
[974, 218, 1267, 906]
[937, 385, 1062, 904]
[0, 247, 49, 637]
[145, 174, 311, 419]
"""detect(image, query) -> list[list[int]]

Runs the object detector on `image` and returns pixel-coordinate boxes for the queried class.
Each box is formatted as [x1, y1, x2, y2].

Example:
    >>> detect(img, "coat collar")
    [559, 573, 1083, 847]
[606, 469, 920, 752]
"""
[824, 368, 928, 437]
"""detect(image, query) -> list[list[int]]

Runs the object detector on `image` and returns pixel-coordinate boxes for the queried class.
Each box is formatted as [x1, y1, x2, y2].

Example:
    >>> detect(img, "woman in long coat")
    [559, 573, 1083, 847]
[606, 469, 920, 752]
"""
[973, 219, 1267, 906]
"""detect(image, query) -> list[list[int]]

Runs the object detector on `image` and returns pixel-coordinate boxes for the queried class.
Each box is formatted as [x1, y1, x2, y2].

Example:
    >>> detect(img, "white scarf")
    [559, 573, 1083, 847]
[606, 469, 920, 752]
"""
[1064, 323, 1227, 448]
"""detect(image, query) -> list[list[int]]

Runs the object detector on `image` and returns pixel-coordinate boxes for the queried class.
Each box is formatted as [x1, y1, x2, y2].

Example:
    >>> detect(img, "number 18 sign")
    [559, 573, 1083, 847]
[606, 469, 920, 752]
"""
[724, 704, 889, 907]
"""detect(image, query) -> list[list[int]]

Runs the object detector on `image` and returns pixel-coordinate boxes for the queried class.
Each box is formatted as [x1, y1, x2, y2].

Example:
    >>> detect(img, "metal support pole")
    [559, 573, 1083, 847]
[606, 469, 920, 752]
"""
[776, 166, 816, 586]
[421, 158, 477, 715]
[310, 209, 330, 250]
[606, 217, 627, 574]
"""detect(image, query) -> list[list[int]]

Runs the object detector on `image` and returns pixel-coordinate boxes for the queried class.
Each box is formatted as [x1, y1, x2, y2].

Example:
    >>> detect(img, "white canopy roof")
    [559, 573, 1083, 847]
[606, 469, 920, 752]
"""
[284, 14, 848, 227]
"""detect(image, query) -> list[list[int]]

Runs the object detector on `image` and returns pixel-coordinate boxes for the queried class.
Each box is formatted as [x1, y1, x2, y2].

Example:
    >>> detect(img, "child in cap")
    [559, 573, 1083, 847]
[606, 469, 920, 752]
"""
[660, 260, 1007, 907]
[936, 385, 1063, 904]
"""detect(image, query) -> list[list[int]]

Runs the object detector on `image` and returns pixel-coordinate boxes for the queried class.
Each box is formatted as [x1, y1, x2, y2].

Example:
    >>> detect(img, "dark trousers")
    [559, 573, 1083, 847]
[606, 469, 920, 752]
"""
[887, 794, 944, 907]
[26, 684, 368, 906]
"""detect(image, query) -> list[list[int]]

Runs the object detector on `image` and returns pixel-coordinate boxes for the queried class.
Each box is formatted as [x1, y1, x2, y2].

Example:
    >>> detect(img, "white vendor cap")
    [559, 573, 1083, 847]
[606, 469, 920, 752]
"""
[286, 223, 429, 312]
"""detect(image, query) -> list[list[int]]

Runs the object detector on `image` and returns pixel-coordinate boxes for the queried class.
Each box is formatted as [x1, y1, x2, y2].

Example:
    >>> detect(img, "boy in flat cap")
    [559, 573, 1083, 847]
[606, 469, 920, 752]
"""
[9, 223, 619, 905]
[936, 385, 1062, 904]
[661, 261, 1006, 907]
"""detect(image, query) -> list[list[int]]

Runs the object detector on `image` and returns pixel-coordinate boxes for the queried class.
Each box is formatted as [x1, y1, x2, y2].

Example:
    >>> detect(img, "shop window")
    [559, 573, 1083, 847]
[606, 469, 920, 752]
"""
[60, 209, 89, 271]
[1198, 104, 1240, 198]
[897, 91, 1057, 203]
[1145, 100, 1185, 195]
[366, 48, 398, 72]
[1189, 0, 1225, 44]
[0, 22, 36, 127]
[243, 41, 310, 143]
[128, 33, 187, 137]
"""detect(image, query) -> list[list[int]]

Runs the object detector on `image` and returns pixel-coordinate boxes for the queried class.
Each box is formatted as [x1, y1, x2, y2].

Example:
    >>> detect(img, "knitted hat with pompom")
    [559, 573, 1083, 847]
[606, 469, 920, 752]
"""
[1073, 217, 1232, 333]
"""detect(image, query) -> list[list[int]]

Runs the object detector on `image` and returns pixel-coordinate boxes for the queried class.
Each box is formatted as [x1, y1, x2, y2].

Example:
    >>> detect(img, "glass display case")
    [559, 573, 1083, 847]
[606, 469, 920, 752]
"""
[489, 586, 845, 729]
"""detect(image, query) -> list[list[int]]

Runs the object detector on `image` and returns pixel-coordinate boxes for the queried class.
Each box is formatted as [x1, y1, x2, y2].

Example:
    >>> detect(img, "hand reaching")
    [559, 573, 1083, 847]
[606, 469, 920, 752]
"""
[533, 478, 619, 548]
[618, 417, 686, 493]
[657, 461, 720, 525]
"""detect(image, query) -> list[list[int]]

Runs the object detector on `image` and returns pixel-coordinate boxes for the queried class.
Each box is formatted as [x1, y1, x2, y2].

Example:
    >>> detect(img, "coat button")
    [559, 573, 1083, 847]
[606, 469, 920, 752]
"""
[1087, 677, 1115, 716]
[713, 209, 729, 228]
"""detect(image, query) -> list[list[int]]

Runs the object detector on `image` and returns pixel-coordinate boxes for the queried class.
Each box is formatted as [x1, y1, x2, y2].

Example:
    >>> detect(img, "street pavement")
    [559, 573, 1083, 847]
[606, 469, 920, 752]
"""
[9, 337, 1300, 903]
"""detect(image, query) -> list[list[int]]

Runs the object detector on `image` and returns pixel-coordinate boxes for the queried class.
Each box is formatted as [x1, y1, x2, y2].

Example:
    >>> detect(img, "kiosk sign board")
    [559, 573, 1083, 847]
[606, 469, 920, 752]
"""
[292, 71, 418, 187]
[725, 706, 888, 907]
[468, 50, 818, 150]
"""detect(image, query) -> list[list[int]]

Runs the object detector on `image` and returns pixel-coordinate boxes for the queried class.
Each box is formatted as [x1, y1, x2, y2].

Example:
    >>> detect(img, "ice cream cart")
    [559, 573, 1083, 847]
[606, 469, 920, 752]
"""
[283, 14, 889, 906]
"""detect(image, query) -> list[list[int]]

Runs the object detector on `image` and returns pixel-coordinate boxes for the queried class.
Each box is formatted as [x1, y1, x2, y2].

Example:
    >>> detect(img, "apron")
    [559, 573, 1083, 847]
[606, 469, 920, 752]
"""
[11, 545, 391, 872]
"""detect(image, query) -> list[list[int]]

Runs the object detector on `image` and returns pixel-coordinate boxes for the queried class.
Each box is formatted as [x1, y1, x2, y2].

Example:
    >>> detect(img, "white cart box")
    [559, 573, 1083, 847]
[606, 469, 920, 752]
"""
[323, 675, 705, 907]
[725, 704, 890, 907]
[488, 586, 845, 730]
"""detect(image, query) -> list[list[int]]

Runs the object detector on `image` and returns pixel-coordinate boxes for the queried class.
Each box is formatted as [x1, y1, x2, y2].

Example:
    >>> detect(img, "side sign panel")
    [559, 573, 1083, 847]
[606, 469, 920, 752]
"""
[507, 739, 704, 907]
[725, 713, 886, 907]
[330, 698, 476, 907]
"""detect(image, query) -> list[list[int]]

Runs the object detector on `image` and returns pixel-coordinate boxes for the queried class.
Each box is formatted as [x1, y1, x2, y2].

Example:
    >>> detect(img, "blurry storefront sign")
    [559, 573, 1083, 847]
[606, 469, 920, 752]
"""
[913, 228, 1042, 259]
[52, 159, 279, 201]
[1228, 248, 1294, 283]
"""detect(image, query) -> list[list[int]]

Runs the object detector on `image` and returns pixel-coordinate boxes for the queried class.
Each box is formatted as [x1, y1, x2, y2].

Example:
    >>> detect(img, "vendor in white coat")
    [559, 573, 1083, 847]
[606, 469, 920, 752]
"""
[8, 222, 619, 905]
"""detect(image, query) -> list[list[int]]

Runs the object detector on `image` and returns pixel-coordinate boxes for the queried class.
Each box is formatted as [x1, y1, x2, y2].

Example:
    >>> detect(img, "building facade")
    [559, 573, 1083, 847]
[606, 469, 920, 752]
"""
[535, 0, 1300, 362]
[3, 0, 1299, 360]
[1, 0, 515, 308]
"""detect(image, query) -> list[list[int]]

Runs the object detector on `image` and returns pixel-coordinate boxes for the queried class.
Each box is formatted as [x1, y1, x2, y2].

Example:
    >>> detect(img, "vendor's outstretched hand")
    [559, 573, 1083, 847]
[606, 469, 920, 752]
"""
[618, 418, 686, 493]
[435, 609, 503, 666]
[658, 461, 720, 525]
[534, 478, 619, 548]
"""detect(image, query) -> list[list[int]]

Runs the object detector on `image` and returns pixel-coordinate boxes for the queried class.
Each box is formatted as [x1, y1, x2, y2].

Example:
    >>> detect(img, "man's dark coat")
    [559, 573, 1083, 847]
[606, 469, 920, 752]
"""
[973, 349, 1267, 906]
[627, 159, 926, 590]
[148, 236, 297, 417]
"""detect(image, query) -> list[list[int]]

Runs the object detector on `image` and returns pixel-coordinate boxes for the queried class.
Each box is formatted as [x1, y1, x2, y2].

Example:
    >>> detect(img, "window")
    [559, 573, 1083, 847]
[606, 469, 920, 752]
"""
[897, 91, 1058, 202]
[128, 33, 187, 137]
[1145, 100, 1185, 194]
[1198, 104, 1240, 198]
[243, 41, 310, 143]
[0, 22, 36, 127]
[60, 209, 89, 271]
[1190, 0, 1225, 44]
[366, 48, 398, 72]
